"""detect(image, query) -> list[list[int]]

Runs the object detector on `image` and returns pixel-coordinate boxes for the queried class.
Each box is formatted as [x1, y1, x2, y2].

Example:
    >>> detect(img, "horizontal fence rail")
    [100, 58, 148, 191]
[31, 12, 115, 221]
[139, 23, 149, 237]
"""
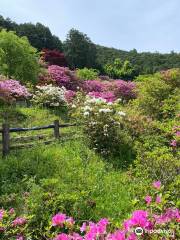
[0, 123, 77, 133]
[0, 120, 77, 157]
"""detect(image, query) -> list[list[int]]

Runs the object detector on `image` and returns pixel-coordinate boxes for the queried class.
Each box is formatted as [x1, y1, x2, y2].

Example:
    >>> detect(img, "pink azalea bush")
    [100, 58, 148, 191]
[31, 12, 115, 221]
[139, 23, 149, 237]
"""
[48, 65, 80, 91]
[0, 182, 179, 239]
[82, 79, 136, 102]
[65, 90, 76, 103]
[0, 79, 30, 100]
[0, 208, 28, 239]
[48, 65, 71, 87]
[113, 80, 136, 101]
[83, 80, 105, 93]
[51, 181, 179, 240]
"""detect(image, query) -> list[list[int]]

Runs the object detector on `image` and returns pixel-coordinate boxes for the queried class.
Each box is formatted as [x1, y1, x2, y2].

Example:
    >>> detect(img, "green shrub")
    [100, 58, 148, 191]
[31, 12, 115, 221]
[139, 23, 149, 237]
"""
[133, 69, 180, 120]
[76, 67, 99, 80]
[104, 58, 135, 79]
[134, 146, 179, 185]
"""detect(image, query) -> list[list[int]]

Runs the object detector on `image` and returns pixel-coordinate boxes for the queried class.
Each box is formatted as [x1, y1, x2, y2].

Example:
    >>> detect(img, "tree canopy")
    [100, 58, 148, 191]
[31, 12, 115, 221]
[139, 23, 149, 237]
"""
[63, 29, 97, 69]
[0, 15, 62, 51]
[0, 29, 40, 84]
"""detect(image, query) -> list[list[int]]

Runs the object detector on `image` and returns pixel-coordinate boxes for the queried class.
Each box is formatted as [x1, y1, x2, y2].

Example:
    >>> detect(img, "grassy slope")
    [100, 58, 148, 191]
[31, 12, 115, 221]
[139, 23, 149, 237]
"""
[0, 106, 135, 223]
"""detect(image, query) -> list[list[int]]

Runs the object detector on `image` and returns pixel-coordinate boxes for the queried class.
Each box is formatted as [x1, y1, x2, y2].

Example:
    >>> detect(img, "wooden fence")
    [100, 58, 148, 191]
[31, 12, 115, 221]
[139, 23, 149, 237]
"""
[0, 120, 76, 157]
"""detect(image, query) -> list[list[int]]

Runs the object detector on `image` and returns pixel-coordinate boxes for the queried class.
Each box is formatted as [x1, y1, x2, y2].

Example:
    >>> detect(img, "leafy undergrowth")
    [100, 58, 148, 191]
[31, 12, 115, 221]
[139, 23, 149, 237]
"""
[0, 140, 135, 228]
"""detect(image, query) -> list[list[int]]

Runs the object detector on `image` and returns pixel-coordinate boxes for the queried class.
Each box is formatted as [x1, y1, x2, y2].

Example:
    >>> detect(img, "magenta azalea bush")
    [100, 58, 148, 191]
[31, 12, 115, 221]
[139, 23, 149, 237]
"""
[48, 65, 71, 87]
[0, 79, 30, 100]
[0, 182, 179, 239]
[82, 79, 136, 102]
[113, 80, 136, 100]
[83, 80, 105, 93]
[48, 65, 80, 91]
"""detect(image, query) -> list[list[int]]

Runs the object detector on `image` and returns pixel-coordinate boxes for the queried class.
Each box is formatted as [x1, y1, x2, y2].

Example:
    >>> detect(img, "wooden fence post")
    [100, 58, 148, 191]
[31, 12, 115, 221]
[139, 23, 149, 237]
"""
[2, 123, 10, 157]
[54, 120, 60, 139]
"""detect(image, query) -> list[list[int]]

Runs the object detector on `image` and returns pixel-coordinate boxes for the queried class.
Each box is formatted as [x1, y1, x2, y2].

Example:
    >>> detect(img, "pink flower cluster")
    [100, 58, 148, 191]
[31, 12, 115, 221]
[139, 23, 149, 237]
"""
[65, 90, 76, 103]
[154, 208, 180, 225]
[12, 217, 27, 227]
[0, 80, 30, 99]
[0, 209, 4, 220]
[170, 125, 180, 148]
[113, 80, 136, 100]
[52, 181, 179, 240]
[48, 65, 71, 87]
[52, 213, 74, 227]
[48, 65, 80, 91]
[52, 206, 179, 240]
[83, 79, 136, 102]
[83, 80, 105, 93]
[88, 91, 116, 102]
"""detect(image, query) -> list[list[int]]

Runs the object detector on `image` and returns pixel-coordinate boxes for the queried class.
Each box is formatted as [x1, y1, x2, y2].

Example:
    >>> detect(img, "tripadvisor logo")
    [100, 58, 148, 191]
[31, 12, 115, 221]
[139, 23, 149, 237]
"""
[134, 227, 144, 236]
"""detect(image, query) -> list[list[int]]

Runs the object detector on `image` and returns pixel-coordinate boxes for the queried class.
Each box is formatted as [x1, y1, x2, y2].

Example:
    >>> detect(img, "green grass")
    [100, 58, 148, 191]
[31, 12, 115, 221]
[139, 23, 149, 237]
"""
[0, 139, 134, 223]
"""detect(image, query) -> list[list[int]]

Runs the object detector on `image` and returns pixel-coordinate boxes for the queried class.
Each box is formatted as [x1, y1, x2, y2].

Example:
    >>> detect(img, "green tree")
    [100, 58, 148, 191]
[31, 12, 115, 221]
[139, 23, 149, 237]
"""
[17, 23, 62, 51]
[0, 15, 18, 31]
[76, 67, 99, 80]
[63, 29, 97, 69]
[0, 29, 40, 84]
[104, 58, 135, 79]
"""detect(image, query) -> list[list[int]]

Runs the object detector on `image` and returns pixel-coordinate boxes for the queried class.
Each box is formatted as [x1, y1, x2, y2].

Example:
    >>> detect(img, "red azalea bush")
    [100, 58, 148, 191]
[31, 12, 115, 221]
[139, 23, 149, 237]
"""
[41, 49, 67, 67]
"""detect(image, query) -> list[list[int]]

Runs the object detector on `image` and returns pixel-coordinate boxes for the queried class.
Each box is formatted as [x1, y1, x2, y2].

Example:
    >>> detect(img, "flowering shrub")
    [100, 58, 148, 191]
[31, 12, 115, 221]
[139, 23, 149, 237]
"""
[65, 90, 76, 103]
[48, 65, 81, 90]
[72, 95, 134, 164]
[1, 182, 179, 239]
[0, 88, 14, 104]
[0, 208, 28, 239]
[0, 79, 31, 100]
[49, 181, 180, 239]
[113, 80, 136, 101]
[83, 80, 105, 93]
[32, 84, 67, 107]
[38, 70, 56, 86]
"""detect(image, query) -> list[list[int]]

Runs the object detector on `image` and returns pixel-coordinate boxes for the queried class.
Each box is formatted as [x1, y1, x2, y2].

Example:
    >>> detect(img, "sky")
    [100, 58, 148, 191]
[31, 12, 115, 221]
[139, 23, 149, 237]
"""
[0, 0, 180, 53]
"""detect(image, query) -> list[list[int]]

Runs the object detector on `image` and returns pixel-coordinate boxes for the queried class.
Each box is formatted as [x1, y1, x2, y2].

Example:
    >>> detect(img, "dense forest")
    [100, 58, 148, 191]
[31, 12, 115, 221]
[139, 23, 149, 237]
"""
[1, 15, 180, 78]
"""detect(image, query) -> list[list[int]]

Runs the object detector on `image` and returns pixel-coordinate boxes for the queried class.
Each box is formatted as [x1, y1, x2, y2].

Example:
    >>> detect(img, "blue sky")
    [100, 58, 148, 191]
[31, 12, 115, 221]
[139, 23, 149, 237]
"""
[0, 0, 180, 53]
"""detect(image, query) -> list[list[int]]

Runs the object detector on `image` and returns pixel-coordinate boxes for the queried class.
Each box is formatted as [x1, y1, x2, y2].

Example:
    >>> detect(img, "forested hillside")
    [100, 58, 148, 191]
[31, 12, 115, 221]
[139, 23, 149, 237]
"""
[1, 15, 180, 77]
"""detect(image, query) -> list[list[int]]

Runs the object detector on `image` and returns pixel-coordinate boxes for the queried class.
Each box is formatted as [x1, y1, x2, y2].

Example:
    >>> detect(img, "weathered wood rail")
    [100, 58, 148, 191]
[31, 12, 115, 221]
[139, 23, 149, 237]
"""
[0, 120, 76, 157]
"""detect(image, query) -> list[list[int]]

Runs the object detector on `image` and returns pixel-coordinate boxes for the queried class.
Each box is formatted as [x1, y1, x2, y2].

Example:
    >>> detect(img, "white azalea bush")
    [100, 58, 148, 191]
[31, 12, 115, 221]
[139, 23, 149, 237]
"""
[72, 95, 134, 166]
[32, 84, 67, 107]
